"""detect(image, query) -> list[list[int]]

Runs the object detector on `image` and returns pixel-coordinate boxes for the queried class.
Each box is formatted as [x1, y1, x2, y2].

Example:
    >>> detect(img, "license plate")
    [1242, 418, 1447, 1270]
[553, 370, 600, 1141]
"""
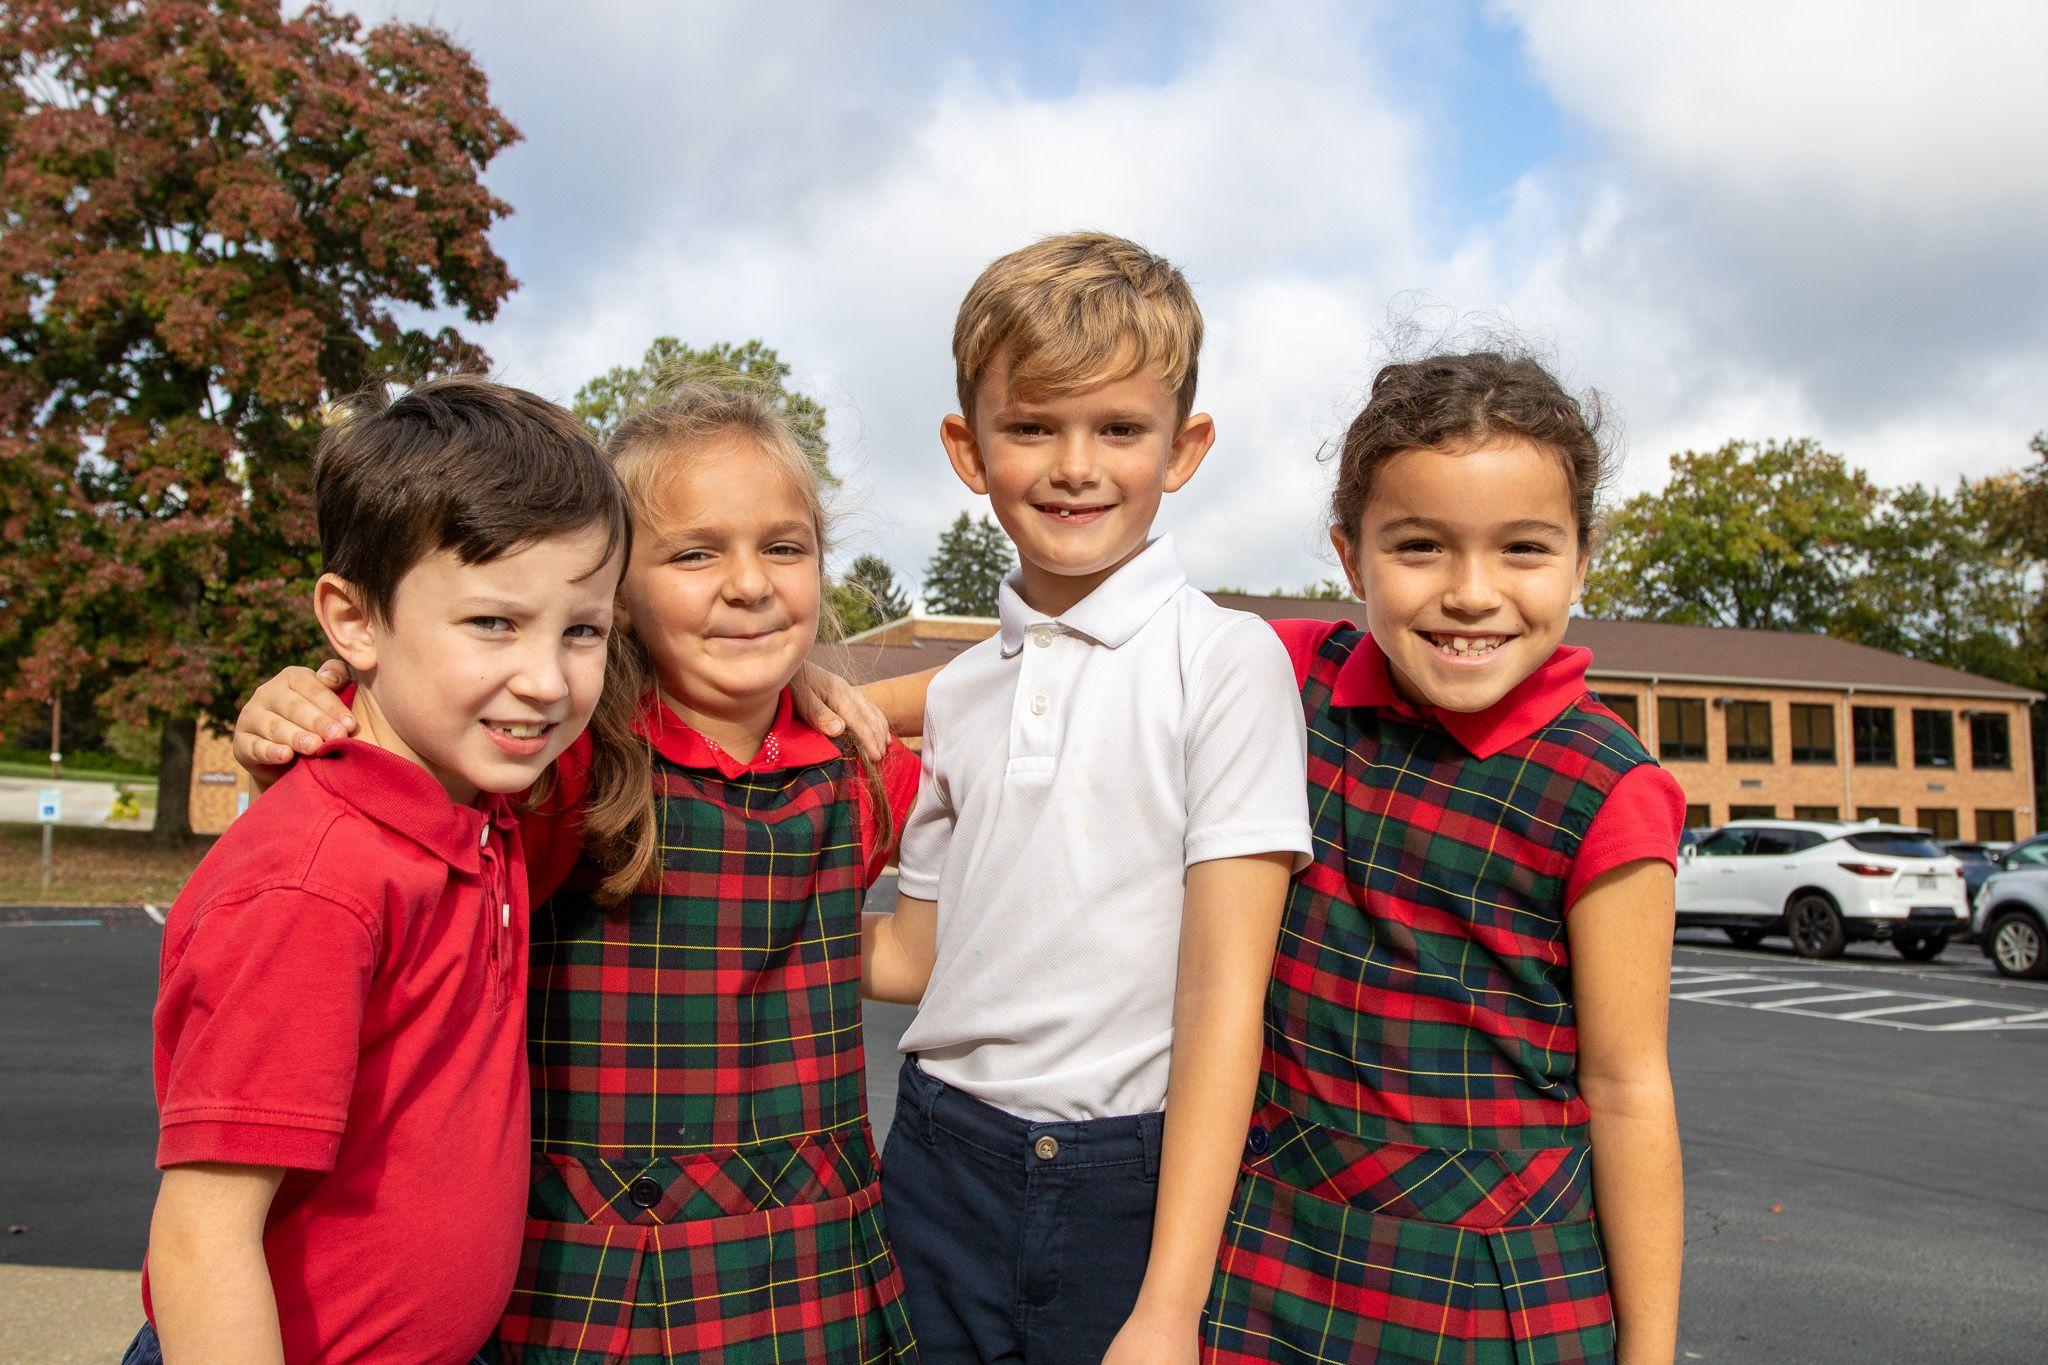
[1915, 875, 1937, 891]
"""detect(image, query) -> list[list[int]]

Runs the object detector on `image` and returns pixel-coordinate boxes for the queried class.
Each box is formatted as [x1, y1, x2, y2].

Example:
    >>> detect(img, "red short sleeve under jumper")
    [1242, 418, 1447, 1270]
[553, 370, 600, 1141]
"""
[1204, 623, 1684, 1364]
[145, 741, 530, 1365]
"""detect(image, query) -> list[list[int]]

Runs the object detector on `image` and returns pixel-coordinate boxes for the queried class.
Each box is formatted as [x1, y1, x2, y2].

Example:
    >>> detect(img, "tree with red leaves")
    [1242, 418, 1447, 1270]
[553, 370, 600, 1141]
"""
[0, 1, 518, 838]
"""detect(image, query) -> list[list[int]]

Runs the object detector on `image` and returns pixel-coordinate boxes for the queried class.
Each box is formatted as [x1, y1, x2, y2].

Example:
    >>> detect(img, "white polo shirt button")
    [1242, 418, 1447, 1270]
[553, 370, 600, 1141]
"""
[479, 826, 490, 848]
[1029, 694, 1049, 716]
[1031, 627, 1054, 648]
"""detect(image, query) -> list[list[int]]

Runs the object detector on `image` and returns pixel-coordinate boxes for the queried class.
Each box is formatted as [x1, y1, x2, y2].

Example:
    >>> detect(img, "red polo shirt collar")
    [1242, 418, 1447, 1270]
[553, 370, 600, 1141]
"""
[301, 739, 516, 872]
[1334, 633, 1594, 760]
[639, 687, 841, 776]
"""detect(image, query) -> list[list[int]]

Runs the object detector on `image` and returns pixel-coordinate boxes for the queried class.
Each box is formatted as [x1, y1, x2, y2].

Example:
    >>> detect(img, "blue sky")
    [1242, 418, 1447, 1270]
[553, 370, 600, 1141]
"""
[374, 0, 2048, 598]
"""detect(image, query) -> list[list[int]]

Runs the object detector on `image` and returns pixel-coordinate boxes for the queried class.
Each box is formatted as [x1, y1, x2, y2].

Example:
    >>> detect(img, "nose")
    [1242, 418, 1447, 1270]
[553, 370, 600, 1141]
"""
[1050, 432, 1099, 491]
[723, 550, 772, 605]
[509, 637, 571, 708]
[1442, 554, 1503, 616]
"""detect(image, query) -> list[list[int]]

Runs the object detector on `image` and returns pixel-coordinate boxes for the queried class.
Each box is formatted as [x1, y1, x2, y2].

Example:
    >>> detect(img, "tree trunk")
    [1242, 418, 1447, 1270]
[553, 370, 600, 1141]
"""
[154, 717, 196, 844]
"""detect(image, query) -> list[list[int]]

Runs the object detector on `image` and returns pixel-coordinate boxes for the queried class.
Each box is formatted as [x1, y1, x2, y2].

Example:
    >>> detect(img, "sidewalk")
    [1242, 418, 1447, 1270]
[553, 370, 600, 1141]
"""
[0, 1264, 142, 1362]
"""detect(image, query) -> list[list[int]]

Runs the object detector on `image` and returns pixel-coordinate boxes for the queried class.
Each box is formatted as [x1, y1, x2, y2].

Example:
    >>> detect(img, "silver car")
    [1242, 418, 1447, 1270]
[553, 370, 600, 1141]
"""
[1972, 866, 2048, 979]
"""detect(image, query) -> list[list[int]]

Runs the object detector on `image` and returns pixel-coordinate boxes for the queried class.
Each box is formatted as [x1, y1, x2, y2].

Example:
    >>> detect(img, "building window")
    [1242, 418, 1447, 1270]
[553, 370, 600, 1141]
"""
[1724, 700, 1772, 762]
[1658, 697, 1707, 761]
[1852, 706, 1896, 765]
[1790, 704, 1836, 763]
[1600, 693, 1640, 735]
[1912, 709, 1955, 768]
[1969, 712, 2012, 770]
[1728, 804, 1776, 820]
[1793, 805, 1839, 820]
[1856, 806, 1900, 823]
[1684, 803, 1711, 829]
[1977, 809, 2016, 842]
[1919, 807, 1960, 840]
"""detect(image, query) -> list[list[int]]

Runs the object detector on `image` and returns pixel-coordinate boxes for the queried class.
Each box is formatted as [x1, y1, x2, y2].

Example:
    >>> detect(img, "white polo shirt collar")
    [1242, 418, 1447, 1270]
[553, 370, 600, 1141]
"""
[995, 534, 1189, 655]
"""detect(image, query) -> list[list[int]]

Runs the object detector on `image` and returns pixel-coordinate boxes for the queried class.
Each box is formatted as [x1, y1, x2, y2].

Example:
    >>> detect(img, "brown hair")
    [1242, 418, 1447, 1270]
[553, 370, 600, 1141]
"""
[952, 230, 1203, 423]
[575, 380, 896, 903]
[314, 374, 631, 621]
[1330, 351, 1610, 551]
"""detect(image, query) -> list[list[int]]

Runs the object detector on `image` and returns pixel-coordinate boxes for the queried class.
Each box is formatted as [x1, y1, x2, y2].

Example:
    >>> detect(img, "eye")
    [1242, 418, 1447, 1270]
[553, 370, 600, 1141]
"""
[668, 548, 713, 565]
[1008, 421, 1049, 438]
[1392, 539, 1439, 555]
[1103, 422, 1143, 439]
[767, 541, 813, 558]
[467, 615, 512, 632]
[1506, 541, 1556, 557]
[565, 623, 608, 641]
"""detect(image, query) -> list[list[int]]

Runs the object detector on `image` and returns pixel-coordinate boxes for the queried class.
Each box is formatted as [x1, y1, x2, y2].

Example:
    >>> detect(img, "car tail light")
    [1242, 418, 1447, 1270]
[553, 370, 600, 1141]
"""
[1838, 862, 1893, 877]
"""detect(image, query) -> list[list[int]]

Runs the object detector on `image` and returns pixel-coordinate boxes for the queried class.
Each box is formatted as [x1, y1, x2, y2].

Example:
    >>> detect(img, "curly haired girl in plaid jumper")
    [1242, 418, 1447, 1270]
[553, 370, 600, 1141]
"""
[1202, 352, 1686, 1365]
[236, 382, 922, 1363]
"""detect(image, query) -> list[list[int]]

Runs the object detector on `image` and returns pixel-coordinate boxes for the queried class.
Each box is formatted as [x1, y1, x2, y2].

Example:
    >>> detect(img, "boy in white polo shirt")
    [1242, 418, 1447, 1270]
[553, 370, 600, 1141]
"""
[863, 232, 1311, 1365]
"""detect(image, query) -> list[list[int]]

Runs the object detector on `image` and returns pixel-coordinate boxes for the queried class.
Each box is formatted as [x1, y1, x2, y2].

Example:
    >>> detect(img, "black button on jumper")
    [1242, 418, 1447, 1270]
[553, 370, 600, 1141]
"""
[1246, 1125, 1269, 1156]
[628, 1177, 663, 1209]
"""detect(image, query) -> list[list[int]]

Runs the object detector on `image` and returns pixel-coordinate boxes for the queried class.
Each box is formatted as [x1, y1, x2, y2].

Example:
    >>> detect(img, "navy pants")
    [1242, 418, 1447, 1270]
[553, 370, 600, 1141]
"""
[882, 1056, 1162, 1364]
[122, 1323, 496, 1363]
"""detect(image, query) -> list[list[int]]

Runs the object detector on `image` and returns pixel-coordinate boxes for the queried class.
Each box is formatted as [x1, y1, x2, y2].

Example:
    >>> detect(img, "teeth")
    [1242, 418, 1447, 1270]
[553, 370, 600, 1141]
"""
[1429, 634, 1506, 657]
[490, 722, 547, 738]
[1059, 508, 1071, 517]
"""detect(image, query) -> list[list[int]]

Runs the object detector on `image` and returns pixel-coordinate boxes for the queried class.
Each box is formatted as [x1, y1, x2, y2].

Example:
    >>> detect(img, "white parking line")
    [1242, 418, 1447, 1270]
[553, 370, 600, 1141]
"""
[1668, 963, 2048, 1032]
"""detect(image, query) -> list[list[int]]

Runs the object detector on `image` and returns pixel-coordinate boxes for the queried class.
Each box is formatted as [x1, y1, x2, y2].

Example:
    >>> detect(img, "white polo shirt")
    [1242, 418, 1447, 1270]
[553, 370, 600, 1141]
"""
[894, 535, 1312, 1121]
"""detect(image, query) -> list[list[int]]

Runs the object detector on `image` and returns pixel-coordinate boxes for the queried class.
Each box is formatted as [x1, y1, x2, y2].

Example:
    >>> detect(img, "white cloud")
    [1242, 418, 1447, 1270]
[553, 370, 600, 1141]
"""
[372, 0, 2047, 594]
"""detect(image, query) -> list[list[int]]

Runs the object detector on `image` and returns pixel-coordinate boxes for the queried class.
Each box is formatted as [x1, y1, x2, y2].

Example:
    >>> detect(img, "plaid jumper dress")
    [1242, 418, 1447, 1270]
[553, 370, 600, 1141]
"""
[498, 737, 917, 1364]
[1204, 627, 1656, 1365]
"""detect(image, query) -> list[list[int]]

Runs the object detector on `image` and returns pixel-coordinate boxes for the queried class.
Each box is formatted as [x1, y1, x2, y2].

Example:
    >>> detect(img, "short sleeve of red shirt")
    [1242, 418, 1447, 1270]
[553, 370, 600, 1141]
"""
[520, 732, 593, 903]
[856, 738, 923, 887]
[1567, 764, 1687, 907]
[154, 892, 378, 1171]
[1266, 617, 1349, 690]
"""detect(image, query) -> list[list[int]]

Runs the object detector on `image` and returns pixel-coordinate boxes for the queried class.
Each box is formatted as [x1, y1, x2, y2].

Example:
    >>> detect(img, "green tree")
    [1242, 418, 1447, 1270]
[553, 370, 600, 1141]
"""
[1583, 439, 1878, 631]
[1833, 476, 2037, 685]
[0, 0, 517, 838]
[1213, 579, 1352, 600]
[923, 513, 1014, 617]
[571, 337, 834, 485]
[828, 553, 911, 637]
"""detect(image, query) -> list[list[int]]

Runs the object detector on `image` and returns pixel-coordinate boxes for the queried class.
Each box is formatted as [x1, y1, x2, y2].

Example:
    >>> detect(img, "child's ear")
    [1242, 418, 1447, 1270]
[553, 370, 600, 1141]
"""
[1329, 525, 1369, 602]
[1161, 411, 1216, 493]
[940, 414, 990, 495]
[313, 574, 381, 674]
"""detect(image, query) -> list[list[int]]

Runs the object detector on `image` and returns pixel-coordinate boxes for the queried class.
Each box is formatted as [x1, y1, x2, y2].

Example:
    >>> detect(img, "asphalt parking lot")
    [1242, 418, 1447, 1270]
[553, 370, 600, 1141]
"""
[4, 908, 2045, 1362]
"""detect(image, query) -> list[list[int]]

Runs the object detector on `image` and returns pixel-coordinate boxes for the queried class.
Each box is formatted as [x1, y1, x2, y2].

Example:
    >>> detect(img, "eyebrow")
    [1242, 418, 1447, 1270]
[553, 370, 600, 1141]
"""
[655, 519, 817, 543]
[1378, 516, 1570, 537]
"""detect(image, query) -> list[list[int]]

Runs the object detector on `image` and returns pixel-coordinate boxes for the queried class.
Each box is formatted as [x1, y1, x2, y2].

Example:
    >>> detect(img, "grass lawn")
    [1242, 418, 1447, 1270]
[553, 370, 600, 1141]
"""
[0, 824, 211, 905]
[0, 759, 156, 785]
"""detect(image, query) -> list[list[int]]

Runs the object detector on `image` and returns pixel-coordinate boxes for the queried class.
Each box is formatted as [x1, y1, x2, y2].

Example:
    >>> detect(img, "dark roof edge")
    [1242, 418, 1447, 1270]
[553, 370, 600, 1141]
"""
[1587, 667, 2042, 703]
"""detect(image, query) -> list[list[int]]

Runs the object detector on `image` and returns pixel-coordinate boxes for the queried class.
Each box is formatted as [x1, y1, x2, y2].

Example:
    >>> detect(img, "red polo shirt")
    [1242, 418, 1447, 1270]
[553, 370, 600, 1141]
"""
[523, 688, 923, 902]
[1271, 620, 1684, 904]
[145, 740, 530, 1364]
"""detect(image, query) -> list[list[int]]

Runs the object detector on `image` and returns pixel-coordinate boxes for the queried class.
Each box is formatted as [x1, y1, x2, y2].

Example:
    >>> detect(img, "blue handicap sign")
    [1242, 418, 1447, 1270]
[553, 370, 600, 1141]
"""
[37, 787, 61, 823]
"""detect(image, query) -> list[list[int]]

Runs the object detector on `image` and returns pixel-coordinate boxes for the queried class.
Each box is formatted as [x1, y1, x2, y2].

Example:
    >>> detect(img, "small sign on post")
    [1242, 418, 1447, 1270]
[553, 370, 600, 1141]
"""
[37, 788, 60, 823]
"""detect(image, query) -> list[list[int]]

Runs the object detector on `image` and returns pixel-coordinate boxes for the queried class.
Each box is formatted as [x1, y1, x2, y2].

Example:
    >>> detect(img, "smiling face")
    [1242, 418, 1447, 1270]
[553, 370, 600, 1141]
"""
[1333, 437, 1589, 714]
[320, 524, 620, 804]
[620, 434, 823, 750]
[942, 353, 1214, 617]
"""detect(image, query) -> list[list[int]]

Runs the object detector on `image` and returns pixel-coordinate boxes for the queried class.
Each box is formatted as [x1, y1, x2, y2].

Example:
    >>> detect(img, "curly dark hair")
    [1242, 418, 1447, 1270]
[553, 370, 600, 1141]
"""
[1329, 351, 1610, 551]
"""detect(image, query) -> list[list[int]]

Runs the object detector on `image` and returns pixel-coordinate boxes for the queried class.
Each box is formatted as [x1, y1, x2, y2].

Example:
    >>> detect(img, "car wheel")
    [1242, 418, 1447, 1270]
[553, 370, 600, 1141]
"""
[1787, 894, 1846, 959]
[1894, 932, 1948, 962]
[1987, 912, 2048, 980]
[1724, 927, 1768, 949]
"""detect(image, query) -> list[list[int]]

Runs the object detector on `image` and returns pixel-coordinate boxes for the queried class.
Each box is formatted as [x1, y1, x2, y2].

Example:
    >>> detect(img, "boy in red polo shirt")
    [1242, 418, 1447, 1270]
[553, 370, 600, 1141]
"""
[127, 377, 631, 1365]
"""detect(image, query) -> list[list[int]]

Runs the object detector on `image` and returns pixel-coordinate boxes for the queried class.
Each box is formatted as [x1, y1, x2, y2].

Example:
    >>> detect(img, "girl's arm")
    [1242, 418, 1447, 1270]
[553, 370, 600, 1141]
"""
[1568, 858, 1684, 1364]
[859, 665, 941, 739]
[147, 1162, 288, 1364]
[861, 893, 937, 1004]
[1105, 849, 1294, 1365]
[232, 663, 354, 788]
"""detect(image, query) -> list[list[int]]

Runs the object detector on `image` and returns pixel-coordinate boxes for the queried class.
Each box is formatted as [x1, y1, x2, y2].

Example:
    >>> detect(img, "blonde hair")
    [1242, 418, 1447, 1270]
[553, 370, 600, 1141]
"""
[952, 230, 1203, 423]
[577, 380, 894, 902]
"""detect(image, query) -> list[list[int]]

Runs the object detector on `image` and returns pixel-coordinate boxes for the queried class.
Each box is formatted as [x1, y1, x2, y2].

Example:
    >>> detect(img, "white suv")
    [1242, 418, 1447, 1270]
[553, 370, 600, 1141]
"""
[1677, 819, 1969, 960]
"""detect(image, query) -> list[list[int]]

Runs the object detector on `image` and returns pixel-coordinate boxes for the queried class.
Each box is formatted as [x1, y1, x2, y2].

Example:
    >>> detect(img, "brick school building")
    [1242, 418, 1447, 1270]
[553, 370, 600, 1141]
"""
[817, 601, 2042, 844]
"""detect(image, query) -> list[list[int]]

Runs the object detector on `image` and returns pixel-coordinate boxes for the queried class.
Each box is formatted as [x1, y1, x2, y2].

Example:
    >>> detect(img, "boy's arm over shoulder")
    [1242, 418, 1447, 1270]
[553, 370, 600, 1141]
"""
[1182, 611, 1313, 869]
[157, 877, 380, 1173]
